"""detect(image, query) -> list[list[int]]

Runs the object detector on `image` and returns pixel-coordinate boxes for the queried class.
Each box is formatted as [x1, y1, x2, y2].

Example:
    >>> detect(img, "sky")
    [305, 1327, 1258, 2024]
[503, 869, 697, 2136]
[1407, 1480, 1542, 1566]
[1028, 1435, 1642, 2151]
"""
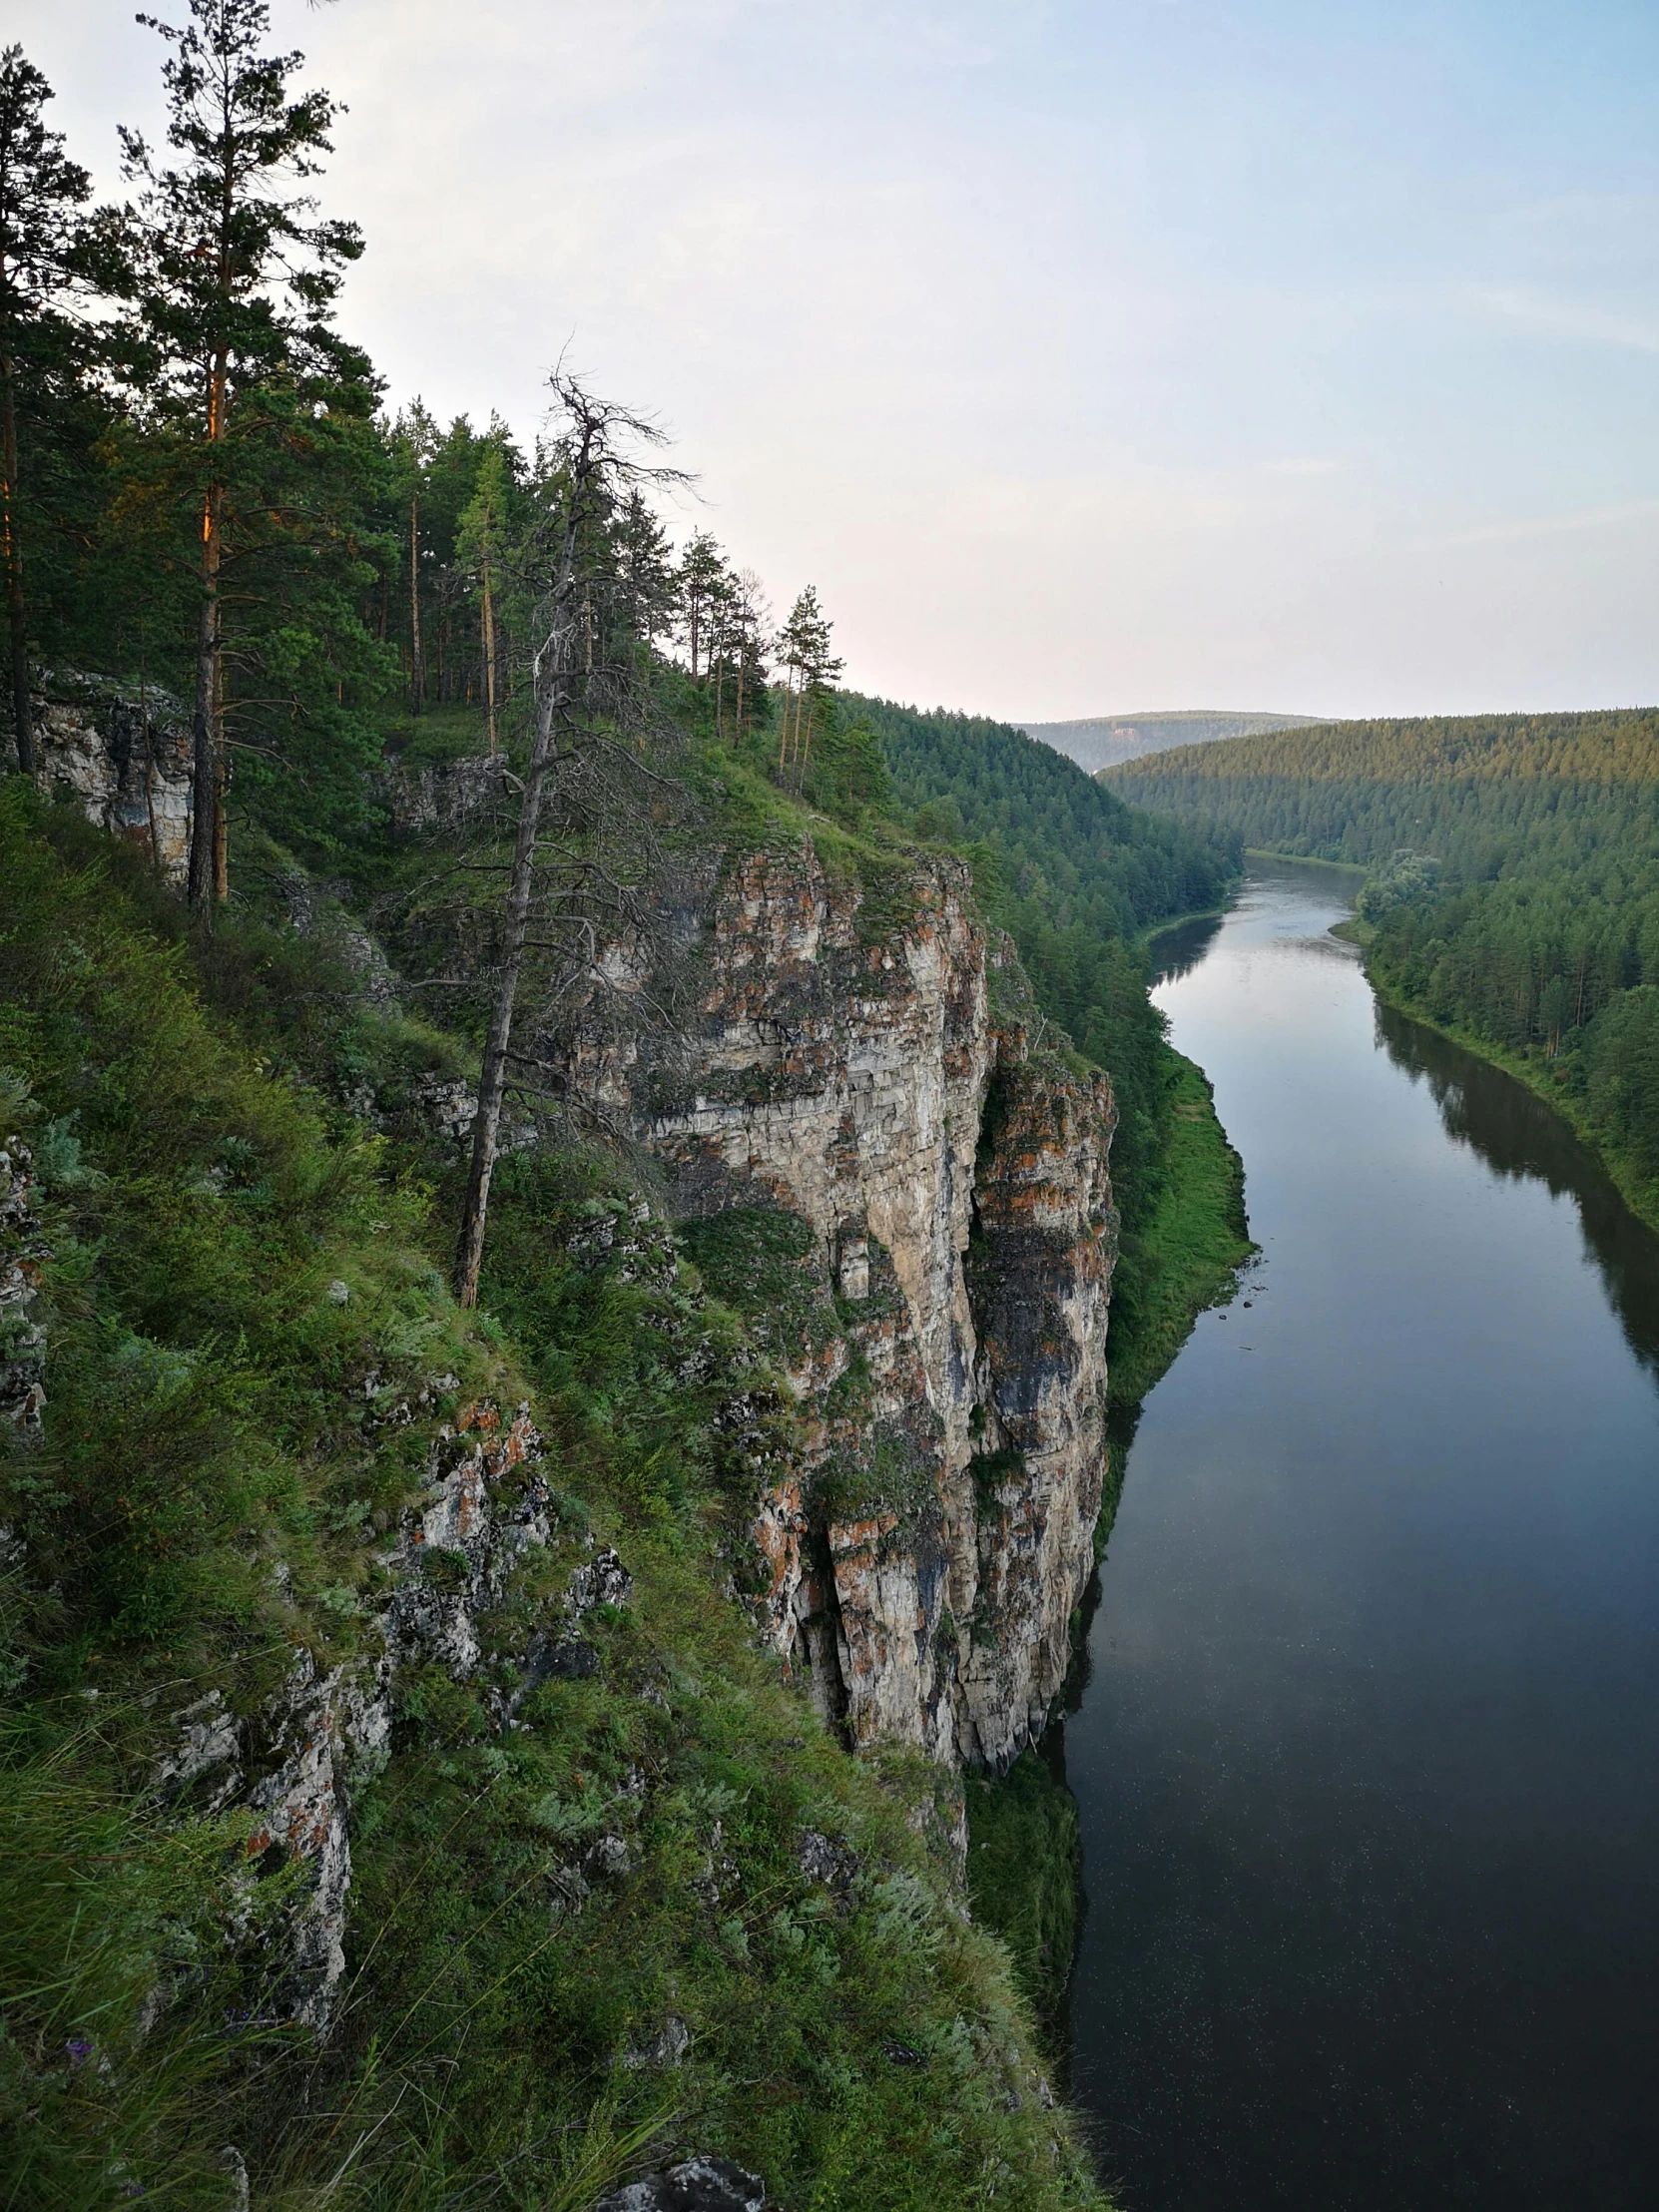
[15, 0, 1659, 722]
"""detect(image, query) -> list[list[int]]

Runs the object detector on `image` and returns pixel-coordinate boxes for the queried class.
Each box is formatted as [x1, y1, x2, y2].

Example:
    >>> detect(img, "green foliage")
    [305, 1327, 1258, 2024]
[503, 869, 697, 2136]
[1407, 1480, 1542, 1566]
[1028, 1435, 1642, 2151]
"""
[1111, 708, 1659, 1222]
[677, 1204, 835, 1366]
[0, 785, 484, 1662]
[0, 1717, 290, 2212]
[965, 1750, 1080, 2050]
[1356, 847, 1440, 925]
[0, 774, 1111, 2209]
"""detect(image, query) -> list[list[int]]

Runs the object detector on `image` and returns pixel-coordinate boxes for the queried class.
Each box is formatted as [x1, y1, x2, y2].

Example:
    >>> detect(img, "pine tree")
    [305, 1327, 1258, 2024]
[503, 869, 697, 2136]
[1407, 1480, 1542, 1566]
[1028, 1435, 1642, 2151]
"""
[121, 0, 363, 905]
[676, 530, 727, 681]
[611, 488, 676, 649]
[456, 442, 512, 755]
[730, 568, 770, 747]
[0, 46, 94, 771]
[775, 584, 841, 787]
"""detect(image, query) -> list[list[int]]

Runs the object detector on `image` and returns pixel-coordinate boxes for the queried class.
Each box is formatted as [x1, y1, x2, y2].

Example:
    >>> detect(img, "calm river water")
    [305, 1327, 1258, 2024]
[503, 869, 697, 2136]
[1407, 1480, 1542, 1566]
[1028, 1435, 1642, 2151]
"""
[1065, 861, 1659, 2211]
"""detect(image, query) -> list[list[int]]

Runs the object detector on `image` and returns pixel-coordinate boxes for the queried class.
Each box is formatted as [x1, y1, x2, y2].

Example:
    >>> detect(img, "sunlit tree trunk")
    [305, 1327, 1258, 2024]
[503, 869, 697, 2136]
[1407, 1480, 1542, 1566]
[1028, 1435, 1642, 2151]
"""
[188, 347, 228, 908]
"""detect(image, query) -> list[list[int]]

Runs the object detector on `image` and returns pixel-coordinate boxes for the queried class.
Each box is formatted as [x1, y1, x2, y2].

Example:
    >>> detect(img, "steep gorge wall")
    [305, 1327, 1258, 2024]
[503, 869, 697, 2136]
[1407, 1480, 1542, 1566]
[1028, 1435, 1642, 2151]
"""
[572, 841, 1117, 1772]
[12, 706, 1120, 1778]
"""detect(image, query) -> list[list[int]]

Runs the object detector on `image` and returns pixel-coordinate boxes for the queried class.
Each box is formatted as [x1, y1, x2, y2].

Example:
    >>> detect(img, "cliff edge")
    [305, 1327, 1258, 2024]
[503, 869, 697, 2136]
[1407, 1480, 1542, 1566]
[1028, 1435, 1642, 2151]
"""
[572, 837, 1116, 1772]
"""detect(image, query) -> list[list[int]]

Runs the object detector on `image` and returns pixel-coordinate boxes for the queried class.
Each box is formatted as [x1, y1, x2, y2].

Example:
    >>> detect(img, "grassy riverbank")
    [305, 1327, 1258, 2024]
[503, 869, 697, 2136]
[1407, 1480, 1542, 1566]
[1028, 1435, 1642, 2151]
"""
[1330, 905, 1659, 1235]
[964, 1746, 1083, 2058]
[1105, 1052, 1254, 1408]
[1362, 958, 1659, 1237]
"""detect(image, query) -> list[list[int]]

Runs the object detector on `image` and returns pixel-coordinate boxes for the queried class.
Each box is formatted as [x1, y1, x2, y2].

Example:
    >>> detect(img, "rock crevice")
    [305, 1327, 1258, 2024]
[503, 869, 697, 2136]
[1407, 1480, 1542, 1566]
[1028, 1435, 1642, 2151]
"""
[575, 839, 1116, 1771]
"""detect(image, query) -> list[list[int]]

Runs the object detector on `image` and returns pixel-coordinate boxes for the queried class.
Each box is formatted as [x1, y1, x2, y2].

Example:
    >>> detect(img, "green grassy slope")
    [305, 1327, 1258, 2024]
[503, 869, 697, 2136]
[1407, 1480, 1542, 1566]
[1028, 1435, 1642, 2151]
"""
[0, 784, 1109, 2212]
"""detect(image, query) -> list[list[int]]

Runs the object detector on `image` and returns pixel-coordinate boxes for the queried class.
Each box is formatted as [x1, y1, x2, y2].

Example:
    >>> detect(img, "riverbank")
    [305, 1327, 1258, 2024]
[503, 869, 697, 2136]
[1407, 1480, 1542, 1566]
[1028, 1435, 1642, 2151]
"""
[1353, 938, 1659, 1238]
[1274, 852, 1659, 1239]
[1105, 1050, 1255, 1407]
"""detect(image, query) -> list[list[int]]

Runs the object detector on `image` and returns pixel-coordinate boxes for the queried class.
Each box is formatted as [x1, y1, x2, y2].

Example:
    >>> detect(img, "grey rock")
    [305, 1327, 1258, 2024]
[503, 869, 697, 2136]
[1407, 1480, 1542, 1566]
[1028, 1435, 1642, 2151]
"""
[585, 1833, 632, 1881]
[568, 1546, 633, 1618]
[0, 1136, 49, 1435]
[566, 843, 1118, 1773]
[219, 2146, 250, 2212]
[17, 675, 194, 884]
[521, 1630, 600, 1686]
[153, 1690, 243, 1811]
[796, 1829, 856, 1904]
[592, 2153, 768, 2211]
[622, 2012, 691, 2071]
[375, 751, 508, 835]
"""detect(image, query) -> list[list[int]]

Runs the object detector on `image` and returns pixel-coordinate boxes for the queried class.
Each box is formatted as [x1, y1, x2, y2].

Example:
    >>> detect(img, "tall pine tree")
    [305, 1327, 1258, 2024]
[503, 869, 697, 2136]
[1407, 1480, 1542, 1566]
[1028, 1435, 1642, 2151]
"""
[0, 46, 94, 771]
[122, 0, 363, 904]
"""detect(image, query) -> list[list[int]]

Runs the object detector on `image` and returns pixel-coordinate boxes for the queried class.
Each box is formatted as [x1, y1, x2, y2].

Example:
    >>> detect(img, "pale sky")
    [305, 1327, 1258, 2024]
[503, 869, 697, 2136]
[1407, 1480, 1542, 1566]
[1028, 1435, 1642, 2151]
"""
[18, 0, 1659, 721]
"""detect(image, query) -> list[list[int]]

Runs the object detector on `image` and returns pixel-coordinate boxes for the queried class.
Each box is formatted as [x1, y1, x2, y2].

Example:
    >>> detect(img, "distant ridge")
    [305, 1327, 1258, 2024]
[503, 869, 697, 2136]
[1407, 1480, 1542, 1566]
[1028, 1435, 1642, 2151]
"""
[1018, 709, 1316, 775]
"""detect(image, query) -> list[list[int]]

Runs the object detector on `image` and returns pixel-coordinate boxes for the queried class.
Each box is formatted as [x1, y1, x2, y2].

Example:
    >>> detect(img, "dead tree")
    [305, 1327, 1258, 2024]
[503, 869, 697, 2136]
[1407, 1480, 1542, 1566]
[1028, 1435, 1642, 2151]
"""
[451, 371, 687, 1308]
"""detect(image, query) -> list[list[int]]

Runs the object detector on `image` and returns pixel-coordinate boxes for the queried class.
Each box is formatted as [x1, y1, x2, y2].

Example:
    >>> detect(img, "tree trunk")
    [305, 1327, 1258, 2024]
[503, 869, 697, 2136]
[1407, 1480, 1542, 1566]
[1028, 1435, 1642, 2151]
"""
[188, 471, 224, 907]
[408, 493, 423, 714]
[454, 504, 584, 1307]
[213, 649, 229, 901]
[0, 355, 33, 774]
[481, 559, 497, 755]
[796, 668, 814, 783]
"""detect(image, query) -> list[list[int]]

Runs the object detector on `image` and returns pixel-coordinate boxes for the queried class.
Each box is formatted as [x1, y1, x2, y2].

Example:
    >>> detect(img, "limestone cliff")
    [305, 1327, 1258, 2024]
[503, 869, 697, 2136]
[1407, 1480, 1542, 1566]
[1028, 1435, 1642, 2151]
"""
[569, 839, 1117, 1772]
[13, 704, 1118, 1777]
[16, 675, 194, 883]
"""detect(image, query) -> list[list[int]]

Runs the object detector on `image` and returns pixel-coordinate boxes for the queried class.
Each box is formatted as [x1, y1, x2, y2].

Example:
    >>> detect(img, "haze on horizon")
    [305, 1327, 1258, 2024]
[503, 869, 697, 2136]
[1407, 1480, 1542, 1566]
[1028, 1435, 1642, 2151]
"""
[16, 0, 1659, 726]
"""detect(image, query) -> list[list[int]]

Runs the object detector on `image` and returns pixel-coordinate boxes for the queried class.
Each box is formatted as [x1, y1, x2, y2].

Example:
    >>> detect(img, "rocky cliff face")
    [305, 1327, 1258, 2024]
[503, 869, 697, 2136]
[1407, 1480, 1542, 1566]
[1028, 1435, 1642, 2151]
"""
[571, 839, 1116, 1773]
[12, 694, 1119, 1778]
[17, 677, 194, 884]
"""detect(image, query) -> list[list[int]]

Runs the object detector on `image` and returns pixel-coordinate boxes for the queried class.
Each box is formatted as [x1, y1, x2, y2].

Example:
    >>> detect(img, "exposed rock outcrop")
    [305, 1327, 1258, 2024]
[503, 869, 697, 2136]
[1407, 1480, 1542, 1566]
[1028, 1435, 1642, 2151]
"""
[0, 1131, 48, 1435]
[572, 840, 1116, 1772]
[593, 2157, 772, 2212]
[150, 1399, 580, 2026]
[374, 750, 509, 835]
[16, 676, 194, 885]
[18, 696, 1119, 1782]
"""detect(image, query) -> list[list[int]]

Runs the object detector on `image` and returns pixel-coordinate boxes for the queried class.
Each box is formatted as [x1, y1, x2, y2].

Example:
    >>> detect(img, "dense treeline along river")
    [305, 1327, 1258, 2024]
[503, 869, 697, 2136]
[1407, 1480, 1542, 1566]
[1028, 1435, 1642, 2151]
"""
[1065, 862, 1659, 2211]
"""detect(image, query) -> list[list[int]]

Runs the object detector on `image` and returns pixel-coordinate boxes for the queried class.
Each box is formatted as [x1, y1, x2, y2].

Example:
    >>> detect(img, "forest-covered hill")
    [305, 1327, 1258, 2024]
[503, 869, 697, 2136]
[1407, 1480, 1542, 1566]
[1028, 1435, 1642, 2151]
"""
[1019, 709, 1312, 774]
[1107, 711, 1659, 1222]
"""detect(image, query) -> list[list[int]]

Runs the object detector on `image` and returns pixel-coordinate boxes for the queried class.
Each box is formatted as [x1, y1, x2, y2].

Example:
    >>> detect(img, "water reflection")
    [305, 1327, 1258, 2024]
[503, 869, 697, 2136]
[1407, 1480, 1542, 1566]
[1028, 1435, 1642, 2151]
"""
[1147, 911, 1225, 988]
[1376, 1000, 1659, 1385]
[1064, 865, 1659, 2212]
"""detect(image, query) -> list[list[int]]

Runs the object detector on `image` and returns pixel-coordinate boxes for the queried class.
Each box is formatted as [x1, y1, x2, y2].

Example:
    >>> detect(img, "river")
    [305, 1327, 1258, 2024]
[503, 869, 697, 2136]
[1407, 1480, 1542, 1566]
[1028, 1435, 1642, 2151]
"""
[1064, 860, 1659, 2210]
